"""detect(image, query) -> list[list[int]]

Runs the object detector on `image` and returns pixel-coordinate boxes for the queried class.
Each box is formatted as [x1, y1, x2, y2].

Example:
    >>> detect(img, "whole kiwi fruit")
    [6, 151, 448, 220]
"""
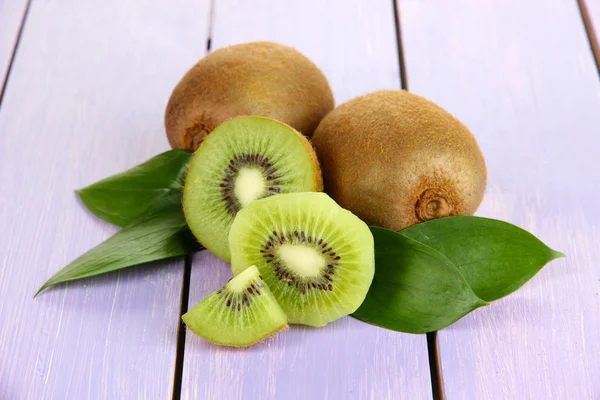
[165, 41, 334, 151]
[311, 90, 487, 231]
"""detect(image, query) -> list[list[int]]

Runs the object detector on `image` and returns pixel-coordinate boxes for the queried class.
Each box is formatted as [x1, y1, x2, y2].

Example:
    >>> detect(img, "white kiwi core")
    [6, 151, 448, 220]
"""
[277, 244, 326, 278]
[234, 167, 267, 208]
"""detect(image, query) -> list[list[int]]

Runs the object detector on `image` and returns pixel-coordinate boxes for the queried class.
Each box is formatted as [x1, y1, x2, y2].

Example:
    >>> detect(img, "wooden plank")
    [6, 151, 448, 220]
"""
[397, 1, 600, 398]
[0, 1, 209, 398]
[0, 0, 29, 91]
[181, 1, 433, 399]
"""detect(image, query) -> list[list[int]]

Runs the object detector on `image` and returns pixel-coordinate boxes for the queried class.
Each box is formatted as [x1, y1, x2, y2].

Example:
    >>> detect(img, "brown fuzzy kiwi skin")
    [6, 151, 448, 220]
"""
[165, 42, 334, 151]
[311, 90, 487, 231]
[287, 117, 324, 192]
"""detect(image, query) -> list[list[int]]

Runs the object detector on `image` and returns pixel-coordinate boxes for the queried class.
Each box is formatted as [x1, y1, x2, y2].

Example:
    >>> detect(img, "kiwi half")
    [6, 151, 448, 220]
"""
[311, 90, 487, 231]
[183, 116, 322, 261]
[228, 192, 375, 327]
[165, 41, 334, 151]
[182, 265, 288, 348]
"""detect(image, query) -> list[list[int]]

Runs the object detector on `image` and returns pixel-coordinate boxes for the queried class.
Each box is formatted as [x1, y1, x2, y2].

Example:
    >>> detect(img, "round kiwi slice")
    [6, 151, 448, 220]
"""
[182, 265, 288, 348]
[311, 90, 487, 231]
[165, 41, 334, 151]
[228, 192, 375, 327]
[183, 116, 323, 261]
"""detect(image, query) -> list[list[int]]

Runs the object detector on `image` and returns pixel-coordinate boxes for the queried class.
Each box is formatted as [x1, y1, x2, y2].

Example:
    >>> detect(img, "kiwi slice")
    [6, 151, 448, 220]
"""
[182, 265, 288, 348]
[311, 90, 487, 231]
[183, 116, 322, 261]
[229, 192, 375, 327]
[165, 41, 334, 151]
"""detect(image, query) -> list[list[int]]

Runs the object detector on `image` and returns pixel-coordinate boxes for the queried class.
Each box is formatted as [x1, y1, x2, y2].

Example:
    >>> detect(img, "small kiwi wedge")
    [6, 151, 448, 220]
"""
[311, 90, 487, 231]
[229, 192, 375, 327]
[183, 116, 323, 261]
[182, 265, 288, 348]
[165, 41, 334, 151]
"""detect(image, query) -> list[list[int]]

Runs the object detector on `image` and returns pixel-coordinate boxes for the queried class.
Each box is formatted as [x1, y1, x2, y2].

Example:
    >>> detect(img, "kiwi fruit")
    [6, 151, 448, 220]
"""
[311, 90, 487, 231]
[165, 41, 334, 151]
[182, 265, 288, 348]
[183, 116, 323, 261]
[228, 192, 375, 327]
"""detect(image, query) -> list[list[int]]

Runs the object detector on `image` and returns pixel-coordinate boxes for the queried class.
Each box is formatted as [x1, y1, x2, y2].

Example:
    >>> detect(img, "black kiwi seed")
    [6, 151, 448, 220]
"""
[219, 153, 283, 215]
[214, 278, 269, 312]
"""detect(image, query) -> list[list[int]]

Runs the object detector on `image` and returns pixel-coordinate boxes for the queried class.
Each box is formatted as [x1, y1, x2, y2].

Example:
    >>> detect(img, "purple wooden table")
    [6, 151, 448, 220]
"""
[1, 1, 598, 399]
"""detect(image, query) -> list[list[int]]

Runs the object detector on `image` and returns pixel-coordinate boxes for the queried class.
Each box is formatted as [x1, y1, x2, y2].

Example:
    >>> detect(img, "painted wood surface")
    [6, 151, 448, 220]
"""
[398, 1, 600, 398]
[586, 0, 600, 29]
[585, 0, 600, 63]
[0, 0, 29, 89]
[181, 1, 433, 399]
[0, 0, 209, 398]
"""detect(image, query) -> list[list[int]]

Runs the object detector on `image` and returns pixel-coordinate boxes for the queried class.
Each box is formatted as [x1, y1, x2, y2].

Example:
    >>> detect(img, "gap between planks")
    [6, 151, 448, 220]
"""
[0, 0, 32, 108]
[172, 11, 214, 399]
[577, 0, 600, 77]
[393, 0, 443, 398]
[172, 253, 193, 400]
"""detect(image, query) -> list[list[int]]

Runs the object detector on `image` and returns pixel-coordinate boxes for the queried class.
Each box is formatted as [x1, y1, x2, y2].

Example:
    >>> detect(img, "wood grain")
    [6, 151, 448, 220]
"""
[398, 0, 600, 398]
[0, 0, 209, 398]
[0, 0, 29, 91]
[181, 1, 433, 399]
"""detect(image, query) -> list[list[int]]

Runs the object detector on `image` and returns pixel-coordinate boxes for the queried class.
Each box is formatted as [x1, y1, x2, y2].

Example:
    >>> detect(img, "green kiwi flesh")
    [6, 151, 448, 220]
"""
[165, 41, 334, 151]
[311, 90, 487, 231]
[182, 265, 288, 348]
[228, 192, 375, 327]
[183, 116, 323, 261]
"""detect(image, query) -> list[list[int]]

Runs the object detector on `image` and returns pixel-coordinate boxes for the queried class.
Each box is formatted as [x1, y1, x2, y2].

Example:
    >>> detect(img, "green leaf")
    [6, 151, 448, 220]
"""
[353, 227, 487, 333]
[35, 196, 202, 297]
[77, 150, 192, 226]
[401, 216, 565, 301]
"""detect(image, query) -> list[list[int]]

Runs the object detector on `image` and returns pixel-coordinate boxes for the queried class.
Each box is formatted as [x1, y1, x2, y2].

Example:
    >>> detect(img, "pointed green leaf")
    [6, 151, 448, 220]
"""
[77, 150, 192, 226]
[354, 227, 487, 333]
[35, 196, 202, 297]
[401, 216, 564, 302]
